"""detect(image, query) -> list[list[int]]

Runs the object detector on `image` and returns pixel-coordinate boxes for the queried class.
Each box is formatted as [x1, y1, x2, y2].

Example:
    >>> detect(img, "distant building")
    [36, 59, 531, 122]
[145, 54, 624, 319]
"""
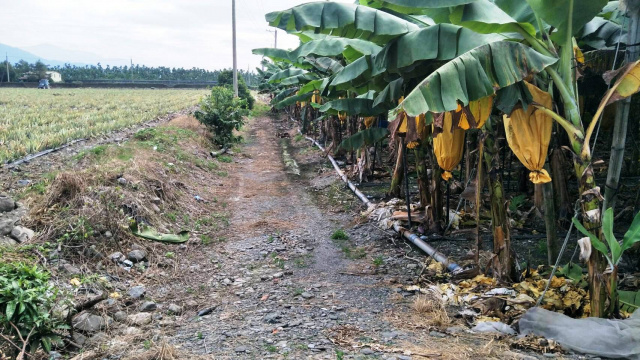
[46, 71, 62, 83]
[18, 71, 62, 82]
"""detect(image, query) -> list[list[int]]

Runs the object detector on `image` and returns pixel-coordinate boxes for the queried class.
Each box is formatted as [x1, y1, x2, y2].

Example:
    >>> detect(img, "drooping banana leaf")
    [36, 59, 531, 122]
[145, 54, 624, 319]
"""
[373, 77, 404, 107]
[338, 127, 390, 152]
[357, 90, 377, 100]
[395, 42, 558, 117]
[450, 0, 536, 36]
[302, 57, 344, 74]
[279, 73, 319, 86]
[265, 2, 419, 46]
[495, 81, 534, 114]
[526, 0, 609, 42]
[254, 38, 382, 65]
[274, 92, 314, 109]
[271, 87, 298, 105]
[131, 223, 189, 244]
[493, 0, 538, 25]
[600, 1, 627, 25]
[619, 290, 640, 313]
[579, 16, 626, 49]
[268, 68, 307, 84]
[330, 56, 373, 90]
[320, 98, 386, 116]
[360, 0, 478, 14]
[299, 79, 326, 94]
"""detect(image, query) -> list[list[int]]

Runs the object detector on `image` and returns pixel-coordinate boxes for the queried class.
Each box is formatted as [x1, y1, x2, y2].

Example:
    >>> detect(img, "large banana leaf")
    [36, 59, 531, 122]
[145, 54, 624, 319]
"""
[450, 0, 536, 36]
[395, 42, 558, 117]
[600, 1, 626, 25]
[371, 23, 504, 76]
[265, 2, 419, 46]
[299, 79, 326, 94]
[526, 0, 608, 42]
[271, 87, 298, 105]
[360, 0, 477, 13]
[330, 56, 373, 90]
[280, 73, 319, 86]
[303, 57, 344, 74]
[254, 38, 382, 65]
[493, 0, 537, 25]
[339, 127, 389, 152]
[619, 290, 640, 313]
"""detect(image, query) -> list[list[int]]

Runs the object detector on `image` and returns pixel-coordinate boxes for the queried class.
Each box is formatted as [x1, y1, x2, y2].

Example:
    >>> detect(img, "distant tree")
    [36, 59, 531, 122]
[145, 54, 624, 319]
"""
[217, 69, 255, 110]
[0, 61, 17, 82]
[34, 60, 47, 79]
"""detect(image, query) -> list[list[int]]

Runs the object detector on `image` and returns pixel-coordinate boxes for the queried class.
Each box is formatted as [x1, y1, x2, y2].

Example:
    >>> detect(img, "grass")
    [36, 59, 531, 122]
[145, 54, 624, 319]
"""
[0, 88, 206, 163]
[373, 256, 384, 267]
[331, 229, 349, 241]
[217, 155, 233, 163]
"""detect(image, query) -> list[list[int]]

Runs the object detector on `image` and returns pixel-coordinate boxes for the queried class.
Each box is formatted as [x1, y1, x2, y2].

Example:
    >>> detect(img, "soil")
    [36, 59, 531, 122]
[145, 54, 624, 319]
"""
[0, 104, 589, 360]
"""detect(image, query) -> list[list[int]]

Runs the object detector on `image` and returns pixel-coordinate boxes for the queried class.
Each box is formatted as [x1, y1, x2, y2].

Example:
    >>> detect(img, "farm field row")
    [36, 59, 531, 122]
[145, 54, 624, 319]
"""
[0, 88, 206, 163]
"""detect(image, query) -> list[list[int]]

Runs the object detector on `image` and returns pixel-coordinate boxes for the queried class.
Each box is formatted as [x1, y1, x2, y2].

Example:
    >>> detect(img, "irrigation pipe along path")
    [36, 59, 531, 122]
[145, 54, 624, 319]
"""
[298, 127, 461, 273]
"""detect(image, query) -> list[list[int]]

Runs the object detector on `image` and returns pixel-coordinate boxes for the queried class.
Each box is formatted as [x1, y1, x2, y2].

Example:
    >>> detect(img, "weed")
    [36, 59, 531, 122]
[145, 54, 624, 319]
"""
[90, 145, 108, 156]
[336, 349, 345, 360]
[135, 128, 158, 141]
[292, 288, 304, 296]
[166, 212, 178, 222]
[509, 194, 527, 213]
[331, 229, 349, 241]
[267, 235, 274, 243]
[143, 339, 152, 350]
[266, 345, 277, 353]
[294, 134, 304, 142]
[373, 256, 384, 267]
[201, 235, 212, 246]
[165, 252, 175, 259]
[294, 256, 309, 268]
[196, 332, 203, 340]
[217, 170, 228, 177]
[342, 246, 366, 260]
[271, 253, 285, 269]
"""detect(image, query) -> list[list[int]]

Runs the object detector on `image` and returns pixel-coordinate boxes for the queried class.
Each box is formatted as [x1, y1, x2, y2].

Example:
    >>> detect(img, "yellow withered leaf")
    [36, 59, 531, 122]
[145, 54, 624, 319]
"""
[338, 112, 347, 122]
[433, 112, 465, 181]
[70, 278, 81, 287]
[364, 116, 376, 128]
[503, 82, 552, 184]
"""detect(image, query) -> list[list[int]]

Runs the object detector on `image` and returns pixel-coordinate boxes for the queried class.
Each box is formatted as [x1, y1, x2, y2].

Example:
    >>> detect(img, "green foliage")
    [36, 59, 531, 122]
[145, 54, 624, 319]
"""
[195, 87, 249, 148]
[619, 290, 640, 313]
[373, 256, 384, 267]
[509, 194, 526, 213]
[217, 69, 255, 110]
[0, 262, 68, 355]
[557, 263, 583, 283]
[574, 209, 640, 268]
[217, 155, 233, 163]
[331, 229, 349, 241]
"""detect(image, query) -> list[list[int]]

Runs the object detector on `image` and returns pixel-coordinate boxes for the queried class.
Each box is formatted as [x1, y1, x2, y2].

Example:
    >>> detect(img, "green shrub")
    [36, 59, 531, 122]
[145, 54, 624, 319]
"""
[217, 69, 255, 110]
[331, 229, 349, 241]
[195, 87, 249, 148]
[0, 262, 68, 355]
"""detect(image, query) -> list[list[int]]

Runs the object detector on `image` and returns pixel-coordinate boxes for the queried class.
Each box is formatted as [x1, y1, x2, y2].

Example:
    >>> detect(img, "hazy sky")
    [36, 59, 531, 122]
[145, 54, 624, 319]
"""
[2, 0, 351, 71]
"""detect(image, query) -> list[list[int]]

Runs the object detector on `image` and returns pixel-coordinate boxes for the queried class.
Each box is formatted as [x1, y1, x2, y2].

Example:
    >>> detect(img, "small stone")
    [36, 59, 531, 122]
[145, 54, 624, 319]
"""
[272, 272, 284, 279]
[0, 236, 18, 246]
[123, 326, 142, 335]
[301, 292, 314, 299]
[128, 285, 146, 299]
[10, 226, 34, 242]
[122, 259, 134, 268]
[361, 348, 375, 355]
[62, 263, 81, 275]
[429, 331, 447, 338]
[104, 231, 113, 238]
[139, 301, 157, 312]
[109, 252, 123, 262]
[128, 312, 152, 326]
[49, 351, 63, 360]
[151, 204, 161, 213]
[113, 311, 127, 322]
[72, 313, 109, 333]
[234, 346, 248, 353]
[151, 197, 162, 205]
[87, 332, 108, 346]
[0, 195, 15, 212]
[117, 177, 128, 185]
[17, 180, 31, 187]
[406, 264, 418, 270]
[264, 312, 281, 324]
[128, 249, 147, 262]
[397, 356, 412, 360]
[71, 332, 87, 347]
[167, 304, 183, 315]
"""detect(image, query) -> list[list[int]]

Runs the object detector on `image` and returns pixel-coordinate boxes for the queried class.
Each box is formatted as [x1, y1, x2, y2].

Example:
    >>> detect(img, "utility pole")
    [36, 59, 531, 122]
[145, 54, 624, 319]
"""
[6, 53, 9, 83]
[232, 0, 238, 97]
[266, 29, 278, 48]
[130, 58, 133, 81]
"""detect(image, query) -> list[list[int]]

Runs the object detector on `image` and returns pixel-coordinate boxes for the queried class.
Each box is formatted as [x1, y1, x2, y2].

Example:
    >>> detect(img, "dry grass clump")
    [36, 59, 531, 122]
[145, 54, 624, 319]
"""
[412, 291, 451, 327]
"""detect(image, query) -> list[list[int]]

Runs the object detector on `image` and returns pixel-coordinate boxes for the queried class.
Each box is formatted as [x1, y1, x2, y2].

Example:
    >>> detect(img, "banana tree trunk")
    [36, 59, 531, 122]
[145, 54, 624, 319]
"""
[542, 164, 557, 265]
[551, 149, 571, 219]
[389, 140, 404, 198]
[429, 150, 443, 232]
[415, 142, 430, 210]
[484, 135, 514, 280]
[604, 6, 640, 211]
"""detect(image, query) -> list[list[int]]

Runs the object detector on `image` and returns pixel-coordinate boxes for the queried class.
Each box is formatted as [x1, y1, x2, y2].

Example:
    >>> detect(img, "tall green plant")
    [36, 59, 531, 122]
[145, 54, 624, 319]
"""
[195, 87, 249, 148]
[0, 262, 68, 356]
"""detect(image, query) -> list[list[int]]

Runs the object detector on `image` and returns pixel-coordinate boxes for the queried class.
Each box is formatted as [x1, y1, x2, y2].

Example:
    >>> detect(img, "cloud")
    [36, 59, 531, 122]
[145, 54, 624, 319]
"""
[1, 0, 353, 71]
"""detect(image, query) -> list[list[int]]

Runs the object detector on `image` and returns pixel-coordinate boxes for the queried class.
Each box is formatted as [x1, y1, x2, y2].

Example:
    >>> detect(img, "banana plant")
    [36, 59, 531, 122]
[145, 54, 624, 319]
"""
[573, 208, 640, 315]
[388, 0, 639, 316]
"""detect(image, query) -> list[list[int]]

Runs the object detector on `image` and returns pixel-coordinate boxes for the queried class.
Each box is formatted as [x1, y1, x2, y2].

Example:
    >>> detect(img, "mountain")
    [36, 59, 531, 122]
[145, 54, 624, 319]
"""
[21, 44, 129, 67]
[0, 43, 128, 67]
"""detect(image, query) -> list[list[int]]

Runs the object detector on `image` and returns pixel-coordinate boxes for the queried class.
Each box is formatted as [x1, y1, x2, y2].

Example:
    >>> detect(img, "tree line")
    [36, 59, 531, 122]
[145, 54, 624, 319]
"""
[0, 60, 259, 85]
